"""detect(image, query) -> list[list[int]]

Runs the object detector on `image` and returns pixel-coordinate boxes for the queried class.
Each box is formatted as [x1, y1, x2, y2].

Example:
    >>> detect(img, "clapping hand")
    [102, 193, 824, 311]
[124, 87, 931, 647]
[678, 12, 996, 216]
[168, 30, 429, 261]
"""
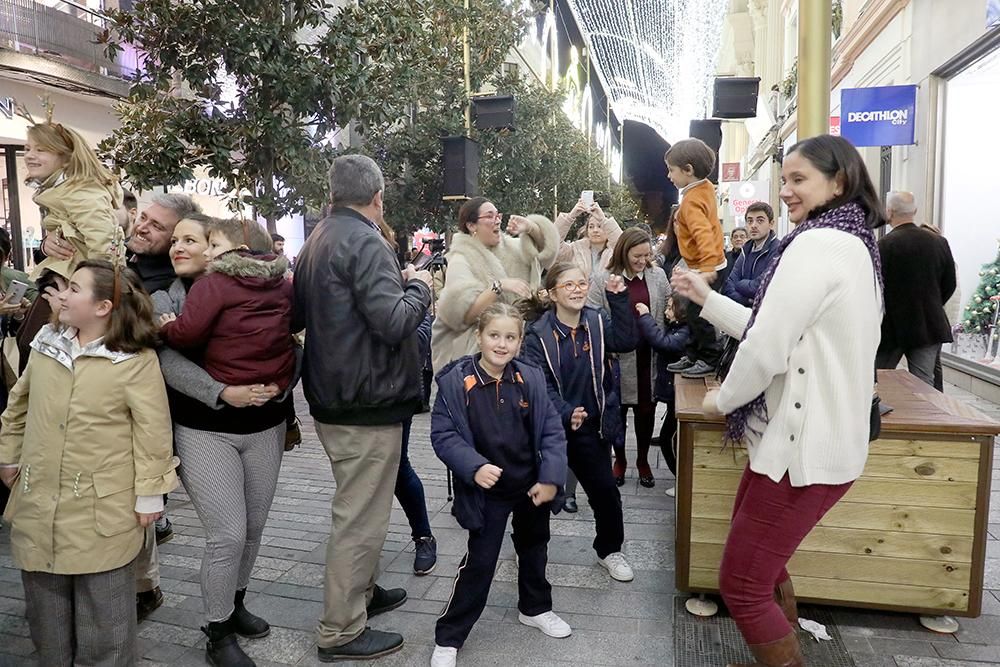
[570, 406, 588, 431]
[606, 274, 626, 294]
[635, 303, 650, 316]
[506, 215, 533, 237]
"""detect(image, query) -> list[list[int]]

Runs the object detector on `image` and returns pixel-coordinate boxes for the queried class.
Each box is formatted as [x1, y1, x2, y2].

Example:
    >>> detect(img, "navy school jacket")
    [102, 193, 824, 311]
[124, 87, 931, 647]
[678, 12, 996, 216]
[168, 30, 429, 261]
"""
[431, 356, 568, 532]
[637, 314, 690, 402]
[721, 232, 779, 306]
[521, 291, 637, 443]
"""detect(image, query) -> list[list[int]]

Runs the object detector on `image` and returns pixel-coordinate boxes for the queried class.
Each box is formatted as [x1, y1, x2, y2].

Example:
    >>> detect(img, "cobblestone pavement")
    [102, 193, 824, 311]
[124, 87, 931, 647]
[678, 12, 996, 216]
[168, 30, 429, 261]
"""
[1, 384, 1000, 666]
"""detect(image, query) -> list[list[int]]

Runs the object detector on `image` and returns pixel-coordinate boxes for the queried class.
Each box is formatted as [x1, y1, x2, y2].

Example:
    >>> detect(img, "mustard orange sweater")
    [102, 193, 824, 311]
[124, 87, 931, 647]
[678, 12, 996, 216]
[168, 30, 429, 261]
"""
[676, 180, 725, 272]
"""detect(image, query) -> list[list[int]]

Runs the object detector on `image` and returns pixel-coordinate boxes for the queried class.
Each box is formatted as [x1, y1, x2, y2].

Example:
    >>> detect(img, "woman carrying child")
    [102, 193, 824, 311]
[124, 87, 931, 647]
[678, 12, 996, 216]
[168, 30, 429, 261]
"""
[430, 303, 570, 667]
[0, 259, 177, 665]
[158, 217, 294, 667]
[523, 261, 638, 583]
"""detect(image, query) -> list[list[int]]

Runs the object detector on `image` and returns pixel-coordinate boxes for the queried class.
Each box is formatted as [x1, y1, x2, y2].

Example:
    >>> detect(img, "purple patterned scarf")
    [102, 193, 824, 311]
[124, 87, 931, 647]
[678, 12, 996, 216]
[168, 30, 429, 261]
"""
[724, 201, 884, 445]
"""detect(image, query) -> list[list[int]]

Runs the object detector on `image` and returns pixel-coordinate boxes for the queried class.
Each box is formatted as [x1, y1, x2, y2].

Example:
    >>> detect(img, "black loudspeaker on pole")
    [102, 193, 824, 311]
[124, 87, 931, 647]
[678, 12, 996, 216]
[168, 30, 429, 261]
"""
[441, 136, 481, 200]
[688, 119, 723, 185]
[713, 77, 760, 119]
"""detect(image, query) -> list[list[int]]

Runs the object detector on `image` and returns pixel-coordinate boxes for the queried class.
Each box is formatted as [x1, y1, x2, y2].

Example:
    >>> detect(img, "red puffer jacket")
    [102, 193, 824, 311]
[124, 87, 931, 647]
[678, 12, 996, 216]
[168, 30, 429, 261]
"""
[161, 250, 296, 390]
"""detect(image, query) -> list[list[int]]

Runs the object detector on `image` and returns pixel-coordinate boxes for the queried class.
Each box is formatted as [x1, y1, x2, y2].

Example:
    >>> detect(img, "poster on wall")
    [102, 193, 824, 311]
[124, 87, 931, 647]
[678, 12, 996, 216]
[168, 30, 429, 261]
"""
[840, 85, 917, 147]
[729, 181, 770, 221]
[989, 0, 1000, 27]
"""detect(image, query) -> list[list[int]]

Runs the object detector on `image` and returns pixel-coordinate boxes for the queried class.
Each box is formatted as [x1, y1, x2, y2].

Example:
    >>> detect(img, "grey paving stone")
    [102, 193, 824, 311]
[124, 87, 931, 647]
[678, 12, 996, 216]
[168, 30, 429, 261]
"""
[241, 626, 315, 664]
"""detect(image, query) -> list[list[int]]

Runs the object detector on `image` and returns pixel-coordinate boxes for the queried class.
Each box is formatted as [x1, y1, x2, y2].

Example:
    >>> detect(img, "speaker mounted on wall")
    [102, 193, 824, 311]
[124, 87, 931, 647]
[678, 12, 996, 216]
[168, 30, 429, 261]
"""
[441, 136, 481, 200]
[712, 77, 760, 119]
[688, 119, 723, 184]
[472, 94, 516, 131]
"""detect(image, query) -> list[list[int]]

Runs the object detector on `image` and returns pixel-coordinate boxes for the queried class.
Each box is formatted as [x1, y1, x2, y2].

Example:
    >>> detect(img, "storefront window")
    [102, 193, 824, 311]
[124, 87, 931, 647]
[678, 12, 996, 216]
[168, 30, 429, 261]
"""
[941, 47, 1000, 369]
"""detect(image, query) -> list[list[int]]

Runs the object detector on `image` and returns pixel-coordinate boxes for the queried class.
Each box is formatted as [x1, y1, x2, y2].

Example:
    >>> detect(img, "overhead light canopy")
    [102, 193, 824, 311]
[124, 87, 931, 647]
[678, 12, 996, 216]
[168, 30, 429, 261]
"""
[564, 0, 729, 142]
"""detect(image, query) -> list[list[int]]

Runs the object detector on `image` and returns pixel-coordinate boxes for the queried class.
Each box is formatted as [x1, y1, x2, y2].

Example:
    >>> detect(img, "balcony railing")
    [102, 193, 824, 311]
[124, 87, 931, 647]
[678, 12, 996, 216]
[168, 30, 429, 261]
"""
[0, 0, 139, 80]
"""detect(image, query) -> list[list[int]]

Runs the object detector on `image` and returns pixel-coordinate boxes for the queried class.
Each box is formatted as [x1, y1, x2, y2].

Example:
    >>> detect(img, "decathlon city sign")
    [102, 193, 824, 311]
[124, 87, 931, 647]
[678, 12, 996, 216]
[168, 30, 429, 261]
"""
[840, 85, 917, 147]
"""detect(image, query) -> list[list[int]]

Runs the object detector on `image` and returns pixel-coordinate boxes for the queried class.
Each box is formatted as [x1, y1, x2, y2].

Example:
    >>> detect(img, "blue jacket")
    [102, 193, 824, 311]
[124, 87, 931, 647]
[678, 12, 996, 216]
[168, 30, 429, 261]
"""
[522, 291, 637, 443]
[638, 315, 690, 402]
[431, 356, 568, 532]
[721, 233, 779, 306]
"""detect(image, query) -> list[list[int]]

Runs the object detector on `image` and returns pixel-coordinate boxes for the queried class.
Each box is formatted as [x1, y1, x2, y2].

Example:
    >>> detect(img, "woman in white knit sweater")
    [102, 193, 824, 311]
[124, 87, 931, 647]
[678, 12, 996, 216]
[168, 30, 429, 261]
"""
[673, 135, 884, 667]
[431, 197, 559, 374]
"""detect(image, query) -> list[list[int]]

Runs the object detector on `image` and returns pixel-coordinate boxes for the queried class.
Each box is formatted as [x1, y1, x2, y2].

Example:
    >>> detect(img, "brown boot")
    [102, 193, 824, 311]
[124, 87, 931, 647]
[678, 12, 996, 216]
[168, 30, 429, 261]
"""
[726, 631, 805, 667]
[775, 578, 798, 626]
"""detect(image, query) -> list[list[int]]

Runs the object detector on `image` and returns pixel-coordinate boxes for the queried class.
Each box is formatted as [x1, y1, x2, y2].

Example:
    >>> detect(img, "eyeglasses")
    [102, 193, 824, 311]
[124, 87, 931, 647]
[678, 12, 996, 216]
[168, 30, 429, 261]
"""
[555, 281, 589, 292]
[477, 211, 501, 221]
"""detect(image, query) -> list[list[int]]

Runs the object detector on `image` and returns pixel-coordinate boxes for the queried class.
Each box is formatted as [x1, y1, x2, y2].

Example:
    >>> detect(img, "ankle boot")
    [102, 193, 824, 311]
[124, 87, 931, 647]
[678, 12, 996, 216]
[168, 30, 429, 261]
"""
[774, 578, 798, 626]
[202, 617, 256, 667]
[726, 631, 804, 667]
[232, 588, 270, 638]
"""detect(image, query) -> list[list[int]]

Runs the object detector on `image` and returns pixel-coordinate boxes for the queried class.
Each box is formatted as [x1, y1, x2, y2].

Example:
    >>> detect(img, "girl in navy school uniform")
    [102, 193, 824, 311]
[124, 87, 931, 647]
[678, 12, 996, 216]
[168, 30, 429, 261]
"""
[522, 261, 638, 583]
[635, 294, 691, 495]
[430, 303, 570, 667]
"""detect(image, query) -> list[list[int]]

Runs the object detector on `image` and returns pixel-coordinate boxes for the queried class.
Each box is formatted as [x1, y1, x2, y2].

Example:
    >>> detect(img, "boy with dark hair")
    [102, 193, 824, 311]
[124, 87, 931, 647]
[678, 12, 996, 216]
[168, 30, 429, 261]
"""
[663, 138, 725, 378]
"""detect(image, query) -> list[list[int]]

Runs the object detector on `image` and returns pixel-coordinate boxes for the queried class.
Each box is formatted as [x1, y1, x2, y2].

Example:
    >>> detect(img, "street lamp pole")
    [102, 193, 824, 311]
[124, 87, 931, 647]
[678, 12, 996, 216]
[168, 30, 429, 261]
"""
[463, 0, 472, 136]
[797, 0, 832, 140]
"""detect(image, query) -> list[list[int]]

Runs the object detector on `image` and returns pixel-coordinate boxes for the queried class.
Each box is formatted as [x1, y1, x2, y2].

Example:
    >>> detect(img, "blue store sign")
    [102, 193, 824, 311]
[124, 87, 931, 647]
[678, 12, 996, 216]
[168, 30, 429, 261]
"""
[840, 85, 917, 147]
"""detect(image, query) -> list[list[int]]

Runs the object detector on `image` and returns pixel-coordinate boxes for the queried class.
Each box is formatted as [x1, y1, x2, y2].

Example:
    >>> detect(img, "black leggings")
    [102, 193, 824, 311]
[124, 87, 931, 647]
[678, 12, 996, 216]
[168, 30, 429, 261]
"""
[618, 403, 656, 467]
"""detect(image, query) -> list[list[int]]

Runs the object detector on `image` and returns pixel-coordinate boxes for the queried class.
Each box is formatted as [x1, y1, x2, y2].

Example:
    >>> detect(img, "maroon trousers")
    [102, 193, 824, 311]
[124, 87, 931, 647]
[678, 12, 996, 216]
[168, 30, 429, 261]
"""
[719, 465, 852, 645]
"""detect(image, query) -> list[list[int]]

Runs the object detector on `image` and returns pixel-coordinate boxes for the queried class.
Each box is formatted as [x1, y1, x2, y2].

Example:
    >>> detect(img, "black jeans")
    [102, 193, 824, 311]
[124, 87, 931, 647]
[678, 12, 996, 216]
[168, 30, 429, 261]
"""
[658, 399, 678, 476]
[568, 429, 625, 558]
[435, 493, 552, 648]
[684, 275, 722, 366]
[395, 418, 432, 539]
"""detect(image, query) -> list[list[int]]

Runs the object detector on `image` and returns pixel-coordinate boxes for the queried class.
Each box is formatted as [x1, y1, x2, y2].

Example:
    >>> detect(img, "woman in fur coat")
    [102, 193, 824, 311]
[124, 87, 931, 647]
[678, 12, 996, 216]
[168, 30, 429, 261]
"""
[431, 197, 559, 374]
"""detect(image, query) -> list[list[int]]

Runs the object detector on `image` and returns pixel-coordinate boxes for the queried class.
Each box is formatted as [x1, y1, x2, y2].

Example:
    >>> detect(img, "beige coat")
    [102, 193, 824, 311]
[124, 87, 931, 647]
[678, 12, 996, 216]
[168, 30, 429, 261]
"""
[554, 212, 623, 278]
[0, 325, 178, 574]
[431, 214, 559, 373]
[31, 172, 121, 280]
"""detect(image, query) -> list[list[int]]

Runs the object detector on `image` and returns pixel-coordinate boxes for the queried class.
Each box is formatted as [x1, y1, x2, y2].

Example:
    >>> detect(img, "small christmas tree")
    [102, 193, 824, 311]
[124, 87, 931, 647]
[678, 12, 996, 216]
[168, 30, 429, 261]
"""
[963, 242, 1000, 333]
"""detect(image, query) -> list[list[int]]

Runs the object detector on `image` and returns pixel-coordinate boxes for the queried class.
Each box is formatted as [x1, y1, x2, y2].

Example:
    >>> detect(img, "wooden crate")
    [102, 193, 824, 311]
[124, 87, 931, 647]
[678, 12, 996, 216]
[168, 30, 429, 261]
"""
[674, 370, 999, 617]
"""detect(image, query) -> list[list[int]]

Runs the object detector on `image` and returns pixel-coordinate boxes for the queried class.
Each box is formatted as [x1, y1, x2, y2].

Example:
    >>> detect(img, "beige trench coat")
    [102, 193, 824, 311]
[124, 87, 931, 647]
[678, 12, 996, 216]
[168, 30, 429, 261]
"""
[0, 325, 178, 574]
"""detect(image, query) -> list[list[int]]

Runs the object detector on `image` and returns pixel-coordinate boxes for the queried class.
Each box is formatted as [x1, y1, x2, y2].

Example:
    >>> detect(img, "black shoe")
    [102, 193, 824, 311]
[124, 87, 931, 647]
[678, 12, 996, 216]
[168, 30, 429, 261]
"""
[155, 517, 173, 545]
[615, 475, 625, 487]
[136, 586, 164, 623]
[202, 618, 255, 667]
[666, 356, 695, 373]
[232, 588, 270, 638]
[284, 419, 302, 452]
[562, 496, 578, 513]
[413, 536, 437, 575]
[366, 585, 407, 618]
[317, 627, 404, 662]
[681, 360, 716, 379]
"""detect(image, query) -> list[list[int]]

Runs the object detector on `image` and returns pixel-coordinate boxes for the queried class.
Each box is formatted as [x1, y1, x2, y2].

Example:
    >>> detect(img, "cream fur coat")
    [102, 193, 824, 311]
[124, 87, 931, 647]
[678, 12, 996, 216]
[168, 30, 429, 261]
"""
[431, 214, 558, 373]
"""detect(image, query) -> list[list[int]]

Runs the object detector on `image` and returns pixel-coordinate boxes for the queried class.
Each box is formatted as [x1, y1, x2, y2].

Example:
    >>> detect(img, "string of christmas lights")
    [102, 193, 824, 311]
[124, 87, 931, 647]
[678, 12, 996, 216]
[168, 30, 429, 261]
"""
[564, 0, 728, 141]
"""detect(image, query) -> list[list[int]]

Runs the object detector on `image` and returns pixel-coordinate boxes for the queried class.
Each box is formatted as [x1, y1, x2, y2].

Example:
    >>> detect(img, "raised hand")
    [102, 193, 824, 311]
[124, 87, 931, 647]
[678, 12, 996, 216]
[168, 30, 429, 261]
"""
[606, 274, 627, 294]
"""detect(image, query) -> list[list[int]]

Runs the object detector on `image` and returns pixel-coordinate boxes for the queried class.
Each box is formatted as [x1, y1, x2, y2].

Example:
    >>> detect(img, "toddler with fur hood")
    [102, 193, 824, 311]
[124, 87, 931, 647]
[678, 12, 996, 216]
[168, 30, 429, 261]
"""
[159, 217, 296, 391]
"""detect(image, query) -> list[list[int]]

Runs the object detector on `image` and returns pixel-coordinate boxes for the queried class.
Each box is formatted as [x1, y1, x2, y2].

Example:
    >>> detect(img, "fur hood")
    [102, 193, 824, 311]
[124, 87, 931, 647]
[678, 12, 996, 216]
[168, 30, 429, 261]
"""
[209, 250, 289, 281]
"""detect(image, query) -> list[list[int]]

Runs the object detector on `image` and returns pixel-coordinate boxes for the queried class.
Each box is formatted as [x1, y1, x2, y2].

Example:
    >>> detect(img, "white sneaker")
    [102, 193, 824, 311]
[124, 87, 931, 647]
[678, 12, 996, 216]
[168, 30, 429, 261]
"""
[665, 486, 676, 497]
[518, 611, 572, 638]
[598, 552, 635, 582]
[431, 645, 458, 667]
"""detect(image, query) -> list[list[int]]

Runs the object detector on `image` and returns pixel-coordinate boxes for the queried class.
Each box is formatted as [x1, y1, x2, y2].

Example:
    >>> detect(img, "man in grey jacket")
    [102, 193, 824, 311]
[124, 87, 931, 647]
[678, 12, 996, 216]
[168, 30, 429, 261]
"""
[294, 155, 432, 661]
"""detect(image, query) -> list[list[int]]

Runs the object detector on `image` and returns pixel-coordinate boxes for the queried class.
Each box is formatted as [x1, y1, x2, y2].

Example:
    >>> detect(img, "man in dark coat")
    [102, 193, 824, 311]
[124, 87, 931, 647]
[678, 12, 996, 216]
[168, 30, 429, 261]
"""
[875, 191, 957, 388]
[722, 202, 779, 307]
[293, 154, 432, 661]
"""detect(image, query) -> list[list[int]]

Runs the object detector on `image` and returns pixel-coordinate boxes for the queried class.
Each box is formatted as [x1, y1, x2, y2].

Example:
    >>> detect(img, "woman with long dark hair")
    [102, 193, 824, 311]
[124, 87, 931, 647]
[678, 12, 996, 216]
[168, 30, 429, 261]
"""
[672, 134, 883, 667]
